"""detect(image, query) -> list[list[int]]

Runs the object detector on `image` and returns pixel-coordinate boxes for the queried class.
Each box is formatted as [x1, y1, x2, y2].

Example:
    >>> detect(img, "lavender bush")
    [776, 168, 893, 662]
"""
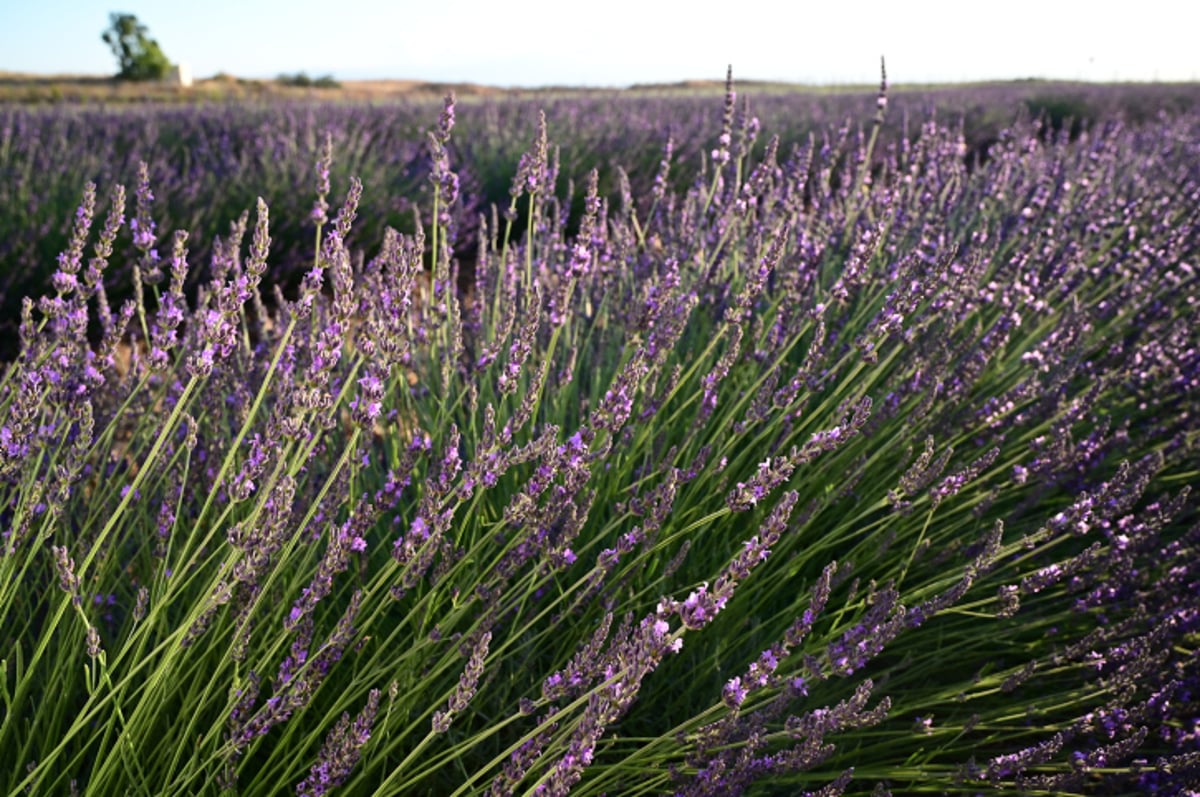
[1, 68, 1198, 796]
[4, 81, 1199, 357]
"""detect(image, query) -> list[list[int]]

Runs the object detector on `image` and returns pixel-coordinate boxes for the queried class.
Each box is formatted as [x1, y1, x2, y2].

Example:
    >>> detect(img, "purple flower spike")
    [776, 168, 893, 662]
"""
[295, 689, 381, 797]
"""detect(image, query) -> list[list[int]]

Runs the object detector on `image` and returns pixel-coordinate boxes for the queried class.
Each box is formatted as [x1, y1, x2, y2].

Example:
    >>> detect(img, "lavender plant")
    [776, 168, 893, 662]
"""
[4, 82, 1199, 357]
[1, 70, 1197, 796]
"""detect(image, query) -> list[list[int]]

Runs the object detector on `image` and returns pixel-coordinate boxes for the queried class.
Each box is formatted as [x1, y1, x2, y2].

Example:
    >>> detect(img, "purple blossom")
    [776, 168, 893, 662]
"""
[295, 689, 381, 797]
[432, 631, 491, 733]
[722, 676, 748, 709]
[311, 133, 332, 226]
[676, 583, 727, 630]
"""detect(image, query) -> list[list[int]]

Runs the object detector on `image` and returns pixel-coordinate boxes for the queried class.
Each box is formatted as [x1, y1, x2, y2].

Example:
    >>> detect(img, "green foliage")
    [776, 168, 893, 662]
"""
[101, 13, 171, 82]
[1024, 94, 1094, 140]
[276, 72, 342, 89]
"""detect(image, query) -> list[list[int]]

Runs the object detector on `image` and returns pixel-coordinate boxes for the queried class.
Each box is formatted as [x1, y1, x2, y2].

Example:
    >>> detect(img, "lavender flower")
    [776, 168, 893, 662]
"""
[130, 162, 161, 282]
[287, 501, 375, 632]
[511, 111, 550, 200]
[312, 133, 333, 226]
[295, 689, 380, 797]
[429, 93, 460, 221]
[51, 183, 94, 296]
[433, 631, 491, 733]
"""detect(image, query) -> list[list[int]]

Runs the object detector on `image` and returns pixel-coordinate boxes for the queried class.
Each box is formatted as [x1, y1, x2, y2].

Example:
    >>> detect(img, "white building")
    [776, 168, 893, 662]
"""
[164, 63, 193, 88]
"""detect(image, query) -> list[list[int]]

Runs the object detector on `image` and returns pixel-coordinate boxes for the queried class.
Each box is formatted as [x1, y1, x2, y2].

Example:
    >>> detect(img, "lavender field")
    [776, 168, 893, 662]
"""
[1, 71, 1198, 795]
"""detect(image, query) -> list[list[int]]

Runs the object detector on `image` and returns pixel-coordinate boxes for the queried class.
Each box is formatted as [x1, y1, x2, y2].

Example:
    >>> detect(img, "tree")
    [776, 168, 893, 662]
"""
[101, 13, 170, 81]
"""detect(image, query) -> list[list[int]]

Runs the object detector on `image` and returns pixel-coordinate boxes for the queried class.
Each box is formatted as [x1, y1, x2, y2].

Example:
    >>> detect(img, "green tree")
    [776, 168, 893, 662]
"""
[101, 13, 170, 81]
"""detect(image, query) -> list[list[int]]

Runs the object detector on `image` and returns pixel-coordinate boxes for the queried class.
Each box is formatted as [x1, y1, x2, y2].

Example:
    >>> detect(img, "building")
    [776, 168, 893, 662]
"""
[164, 62, 193, 88]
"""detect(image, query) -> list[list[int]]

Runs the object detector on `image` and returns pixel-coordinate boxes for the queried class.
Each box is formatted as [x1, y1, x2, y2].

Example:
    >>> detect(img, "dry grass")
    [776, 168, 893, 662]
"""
[0, 71, 638, 105]
[0, 71, 497, 104]
[0, 71, 852, 106]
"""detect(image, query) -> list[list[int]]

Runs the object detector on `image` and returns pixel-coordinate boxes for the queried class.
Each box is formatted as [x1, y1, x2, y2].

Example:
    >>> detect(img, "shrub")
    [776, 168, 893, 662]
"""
[3, 83, 1198, 358]
[101, 13, 171, 82]
[0, 74, 1197, 795]
[277, 72, 343, 90]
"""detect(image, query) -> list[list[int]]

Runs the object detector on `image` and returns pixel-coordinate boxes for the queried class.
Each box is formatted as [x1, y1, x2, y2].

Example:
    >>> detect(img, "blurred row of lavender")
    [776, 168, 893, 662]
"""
[3, 81, 1199, 359]
[1, 72, 1198, 795]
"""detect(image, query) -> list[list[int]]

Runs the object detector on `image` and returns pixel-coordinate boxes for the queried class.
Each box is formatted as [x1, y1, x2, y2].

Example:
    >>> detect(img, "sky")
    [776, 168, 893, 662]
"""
[1, 0, 1197, 87]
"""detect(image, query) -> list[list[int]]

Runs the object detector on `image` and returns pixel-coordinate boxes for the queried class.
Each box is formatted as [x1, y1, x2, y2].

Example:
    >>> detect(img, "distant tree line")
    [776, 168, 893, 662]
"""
[275, 72, 342, 89]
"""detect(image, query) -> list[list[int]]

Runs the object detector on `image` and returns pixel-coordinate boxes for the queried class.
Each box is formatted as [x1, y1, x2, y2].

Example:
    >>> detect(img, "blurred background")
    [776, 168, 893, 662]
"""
[2, 0, 1198, 87]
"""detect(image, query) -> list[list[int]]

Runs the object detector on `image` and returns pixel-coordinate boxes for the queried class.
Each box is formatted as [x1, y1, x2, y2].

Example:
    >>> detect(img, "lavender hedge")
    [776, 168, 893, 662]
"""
[4, 80, 1199, 358]
[1, 69, 1198, 795]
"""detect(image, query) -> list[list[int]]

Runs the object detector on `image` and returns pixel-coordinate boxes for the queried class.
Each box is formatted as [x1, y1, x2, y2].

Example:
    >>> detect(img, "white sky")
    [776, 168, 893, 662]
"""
[2, 0, 1197, 86]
